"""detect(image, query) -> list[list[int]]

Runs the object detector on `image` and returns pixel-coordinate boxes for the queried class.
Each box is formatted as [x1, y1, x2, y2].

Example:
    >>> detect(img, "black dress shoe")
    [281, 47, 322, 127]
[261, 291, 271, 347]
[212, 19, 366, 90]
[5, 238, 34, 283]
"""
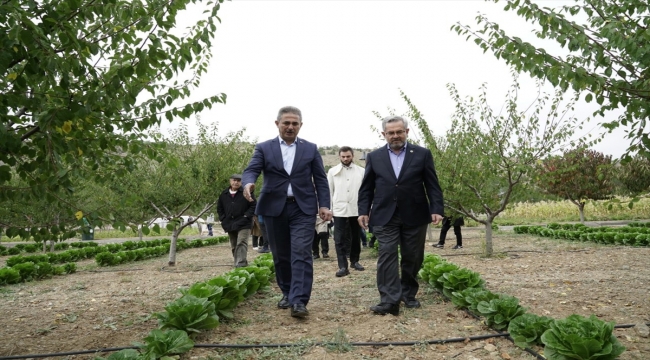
[401, 297, 421, 308]
[322, 253, 330, 258]
[313, 253, 320, 259]
[277, 295, 290, 309]
[290, 304, 309, 318]
[335, 268, 350, 277]
[370, 303, 400, 316]
[351, 262, 365, 271]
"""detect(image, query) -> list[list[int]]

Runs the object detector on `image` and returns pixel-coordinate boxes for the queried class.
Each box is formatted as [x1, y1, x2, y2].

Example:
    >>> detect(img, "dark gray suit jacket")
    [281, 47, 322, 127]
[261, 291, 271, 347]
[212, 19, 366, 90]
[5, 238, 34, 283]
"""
[358, 143, 443, 227]
[242, 137, 330, 217]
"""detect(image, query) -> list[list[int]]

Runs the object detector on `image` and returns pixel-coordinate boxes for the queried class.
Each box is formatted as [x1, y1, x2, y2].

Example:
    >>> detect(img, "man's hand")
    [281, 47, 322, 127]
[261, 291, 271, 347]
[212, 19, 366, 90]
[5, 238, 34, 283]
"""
[319, 207, 333, 221]
[243, 183, 255, 202]
[358, 215, 369, 230]
[431, 214, 443, 225]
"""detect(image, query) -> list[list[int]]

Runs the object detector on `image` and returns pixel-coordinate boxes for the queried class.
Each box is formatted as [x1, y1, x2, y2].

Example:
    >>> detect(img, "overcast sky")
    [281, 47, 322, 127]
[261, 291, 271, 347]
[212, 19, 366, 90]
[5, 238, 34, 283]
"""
[160, 0, 628, 157]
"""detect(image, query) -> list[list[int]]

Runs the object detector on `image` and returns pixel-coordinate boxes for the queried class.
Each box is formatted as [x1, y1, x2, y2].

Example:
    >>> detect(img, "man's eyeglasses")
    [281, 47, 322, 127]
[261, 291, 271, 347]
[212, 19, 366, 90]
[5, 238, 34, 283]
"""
[384, 130, 406, 137]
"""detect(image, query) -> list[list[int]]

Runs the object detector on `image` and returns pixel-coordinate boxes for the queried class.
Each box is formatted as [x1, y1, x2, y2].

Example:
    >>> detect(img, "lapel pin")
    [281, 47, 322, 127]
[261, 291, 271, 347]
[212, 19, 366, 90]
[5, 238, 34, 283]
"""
[410, 150, 413, 153]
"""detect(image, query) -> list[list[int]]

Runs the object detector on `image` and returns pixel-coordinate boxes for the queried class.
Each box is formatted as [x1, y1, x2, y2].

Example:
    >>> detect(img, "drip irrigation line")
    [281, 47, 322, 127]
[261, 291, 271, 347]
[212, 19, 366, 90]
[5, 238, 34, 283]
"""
[0, 346, 139, 360]
[87, 268, 144, 273]
[160, 264, 234, 273]
[1, 323, 647, 359]
[194, 332, 508, 348]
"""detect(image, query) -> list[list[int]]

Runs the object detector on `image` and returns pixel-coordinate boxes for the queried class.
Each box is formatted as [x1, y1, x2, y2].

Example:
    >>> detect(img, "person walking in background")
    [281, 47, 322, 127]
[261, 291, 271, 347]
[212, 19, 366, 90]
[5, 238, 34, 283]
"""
[217, 174, 257, 268]
[313, 215, 330, 259]
[328, 146, 366, 277]
[207, 213, 214, 236]
[358, 115, 444, 316]
[256, 215, 270, 253]
[434, 214, 464, 249]
[242, 106, 332, 318]
[251, 215, 263, 250]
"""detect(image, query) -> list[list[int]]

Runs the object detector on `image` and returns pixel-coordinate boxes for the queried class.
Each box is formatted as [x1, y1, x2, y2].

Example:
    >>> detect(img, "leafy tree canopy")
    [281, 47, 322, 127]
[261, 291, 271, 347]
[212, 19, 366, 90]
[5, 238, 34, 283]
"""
[453, 0, 650, 157]
[1, 0, 226, 237]
[536, 148, 614, 222]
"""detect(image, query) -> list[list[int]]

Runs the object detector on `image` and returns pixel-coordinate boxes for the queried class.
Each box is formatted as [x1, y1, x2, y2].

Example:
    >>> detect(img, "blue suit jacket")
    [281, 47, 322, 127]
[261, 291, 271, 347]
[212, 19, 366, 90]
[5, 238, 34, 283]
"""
[358, 143, 444, 227]
[242, 137, 330, 217]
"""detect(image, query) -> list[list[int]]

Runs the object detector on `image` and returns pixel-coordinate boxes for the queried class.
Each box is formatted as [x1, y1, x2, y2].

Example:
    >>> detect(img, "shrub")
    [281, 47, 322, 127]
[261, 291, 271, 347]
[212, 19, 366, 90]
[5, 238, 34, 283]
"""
[35, 262, 54, 279]
[7, 247, 21, 255]
[23, 244, 39, 253]
[0, 268, 22, 285]
[12, 262, 37, 282]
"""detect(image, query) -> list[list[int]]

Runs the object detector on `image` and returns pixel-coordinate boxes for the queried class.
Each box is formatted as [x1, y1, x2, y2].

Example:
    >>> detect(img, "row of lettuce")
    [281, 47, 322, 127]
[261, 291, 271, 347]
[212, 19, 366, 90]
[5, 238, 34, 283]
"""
[97, 254, 276, 360]
[418, 253, 625, 360]
[0, 236, 229, 285]
[514, 222, 650, 246]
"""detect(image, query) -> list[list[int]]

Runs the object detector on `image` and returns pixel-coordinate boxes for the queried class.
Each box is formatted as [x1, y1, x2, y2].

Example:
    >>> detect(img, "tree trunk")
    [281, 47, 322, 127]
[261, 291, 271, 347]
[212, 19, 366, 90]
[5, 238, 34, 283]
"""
[484, 221, 494, 257]
[168, 227, 181, 266]
[139, 227, 143, 241]
[50, 240, 54, 252]
[42, 241, 47, 252]
[579, 203, 585, 223]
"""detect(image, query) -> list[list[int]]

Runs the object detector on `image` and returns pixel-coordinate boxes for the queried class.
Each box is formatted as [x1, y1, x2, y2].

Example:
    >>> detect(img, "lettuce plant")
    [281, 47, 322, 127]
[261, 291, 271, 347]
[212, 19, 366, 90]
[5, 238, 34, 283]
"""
[508, 313, 554, 349]
[418, 254, 445, 283]
[540, 314, 625, 360]
[476, 295, 527, 330]
[429, 262, 460, 291]
[141, 329, 194, 360]
[156, 295, 220, 334]
[440, 268, 485, 298]
[0, 268, 22, 285]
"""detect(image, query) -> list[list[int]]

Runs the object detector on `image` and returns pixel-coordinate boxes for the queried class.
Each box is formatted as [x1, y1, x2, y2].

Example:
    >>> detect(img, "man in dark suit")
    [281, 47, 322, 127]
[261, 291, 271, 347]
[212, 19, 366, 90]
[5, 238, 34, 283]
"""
[242, 106, 332, 318]
[358, 115, 444, 316]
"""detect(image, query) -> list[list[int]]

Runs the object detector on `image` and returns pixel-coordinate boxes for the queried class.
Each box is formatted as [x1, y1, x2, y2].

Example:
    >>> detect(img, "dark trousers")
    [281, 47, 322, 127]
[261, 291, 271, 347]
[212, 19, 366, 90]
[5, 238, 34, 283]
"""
[439, 217, 463, 246]
[207, 224, 213, 236]
[373, 214, 428, 305]
[264, 201, 314, 306]
[334, 216, 361, 269]
[312, 231, 329, 255]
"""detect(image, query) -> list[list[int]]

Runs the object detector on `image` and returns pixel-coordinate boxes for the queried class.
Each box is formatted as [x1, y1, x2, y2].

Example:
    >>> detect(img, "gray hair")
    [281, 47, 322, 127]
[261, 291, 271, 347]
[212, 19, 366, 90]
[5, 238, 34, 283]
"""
[381, 116, 408, 131]
[277, 106, 302, 122]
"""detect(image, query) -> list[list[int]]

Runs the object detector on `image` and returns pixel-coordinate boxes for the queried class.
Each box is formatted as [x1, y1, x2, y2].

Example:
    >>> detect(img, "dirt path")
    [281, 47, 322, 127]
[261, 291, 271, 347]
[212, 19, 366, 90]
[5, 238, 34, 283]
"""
[0, 229, 648, 359]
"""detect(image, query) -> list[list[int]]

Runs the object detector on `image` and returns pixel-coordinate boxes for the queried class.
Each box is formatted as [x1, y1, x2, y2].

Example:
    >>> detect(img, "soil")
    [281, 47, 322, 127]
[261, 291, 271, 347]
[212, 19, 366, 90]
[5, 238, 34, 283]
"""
[0, 228, 648, 360]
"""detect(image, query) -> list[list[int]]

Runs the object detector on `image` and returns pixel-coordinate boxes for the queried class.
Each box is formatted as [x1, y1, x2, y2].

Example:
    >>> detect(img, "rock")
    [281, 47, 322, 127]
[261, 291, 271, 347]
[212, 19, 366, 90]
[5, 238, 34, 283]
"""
[634, 323, 649, 338]
[484, 343, 497, 352]
[621, 265, 630, 270]
[501, 353, 511, 359]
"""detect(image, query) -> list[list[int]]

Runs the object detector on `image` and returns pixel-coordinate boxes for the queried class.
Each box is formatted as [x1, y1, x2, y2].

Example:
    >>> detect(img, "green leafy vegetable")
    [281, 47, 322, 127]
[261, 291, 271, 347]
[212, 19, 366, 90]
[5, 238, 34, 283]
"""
[541, 314, 625, 360]
[142, 329, 194, 359]
[156, 295, 220, 334]
[440, 268, 485, 298]
[508, 313, 554, 349]
[476, 295, 526, 330]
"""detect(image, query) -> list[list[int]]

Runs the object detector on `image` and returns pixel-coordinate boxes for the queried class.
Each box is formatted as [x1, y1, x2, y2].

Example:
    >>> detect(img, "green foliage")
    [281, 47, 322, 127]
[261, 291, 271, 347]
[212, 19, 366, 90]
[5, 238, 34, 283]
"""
[142, 329, 194, 360]
[0, 268, 22, 285]
[537, 148, 614, 221]
[515, 225, 649, 247]
[541, 314, 626, 360]
[252, 253, 275, 274]
[428, 262, 460, 291]
[156, 295, 220, 334]
[508, 313, 554, 349]
[11, 261, 37, 282]
[616, 155, 650, 195]
[401, 75, 577, 256]
[439, 268, 485, 298]
[1, 0, 228, 240]
[476, 295, 527, 330]
[453, 0, 650, 156]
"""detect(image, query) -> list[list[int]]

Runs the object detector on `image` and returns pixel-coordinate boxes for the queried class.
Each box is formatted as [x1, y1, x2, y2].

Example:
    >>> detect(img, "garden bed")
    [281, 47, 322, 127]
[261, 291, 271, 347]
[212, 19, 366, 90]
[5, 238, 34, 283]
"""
[0, 229, 648, 359]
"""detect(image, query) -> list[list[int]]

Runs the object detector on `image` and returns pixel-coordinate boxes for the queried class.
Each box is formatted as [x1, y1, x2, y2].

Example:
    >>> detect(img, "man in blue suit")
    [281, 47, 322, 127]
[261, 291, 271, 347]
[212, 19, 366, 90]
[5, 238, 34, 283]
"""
[242, 106, 332, 318]
[358, 115, 444, 316]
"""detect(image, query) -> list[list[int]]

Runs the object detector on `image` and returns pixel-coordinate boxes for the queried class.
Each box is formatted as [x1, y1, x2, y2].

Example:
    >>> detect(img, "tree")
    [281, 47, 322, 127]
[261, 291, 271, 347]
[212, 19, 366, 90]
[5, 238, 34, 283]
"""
[403, 78, 578, 256]
[452, 0, 650, 157]
[616, 155, 650, 195]
[1, 0, 226, 238]
[114, 121, 254, 265]
[537, 148, 614, 222]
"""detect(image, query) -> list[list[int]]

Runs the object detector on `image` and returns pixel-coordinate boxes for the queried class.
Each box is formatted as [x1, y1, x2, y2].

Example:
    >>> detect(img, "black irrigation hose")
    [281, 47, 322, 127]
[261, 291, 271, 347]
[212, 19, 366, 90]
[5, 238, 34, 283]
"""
[0, 346, 139, 360]
[194, 332, 509, 348]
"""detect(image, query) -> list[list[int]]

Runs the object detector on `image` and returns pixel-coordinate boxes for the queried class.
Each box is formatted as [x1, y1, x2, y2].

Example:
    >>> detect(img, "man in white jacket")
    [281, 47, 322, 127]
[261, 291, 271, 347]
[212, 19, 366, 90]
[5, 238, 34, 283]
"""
[327, 146, 366, 277]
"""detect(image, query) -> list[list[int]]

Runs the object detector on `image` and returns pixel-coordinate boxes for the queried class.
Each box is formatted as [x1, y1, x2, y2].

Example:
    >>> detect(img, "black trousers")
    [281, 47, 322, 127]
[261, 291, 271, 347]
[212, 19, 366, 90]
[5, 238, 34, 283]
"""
[439, 217, 463, 246]
[333, 216, 361, 269]
[373, 214, 428, 305]
[312, 230, 329, 255]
